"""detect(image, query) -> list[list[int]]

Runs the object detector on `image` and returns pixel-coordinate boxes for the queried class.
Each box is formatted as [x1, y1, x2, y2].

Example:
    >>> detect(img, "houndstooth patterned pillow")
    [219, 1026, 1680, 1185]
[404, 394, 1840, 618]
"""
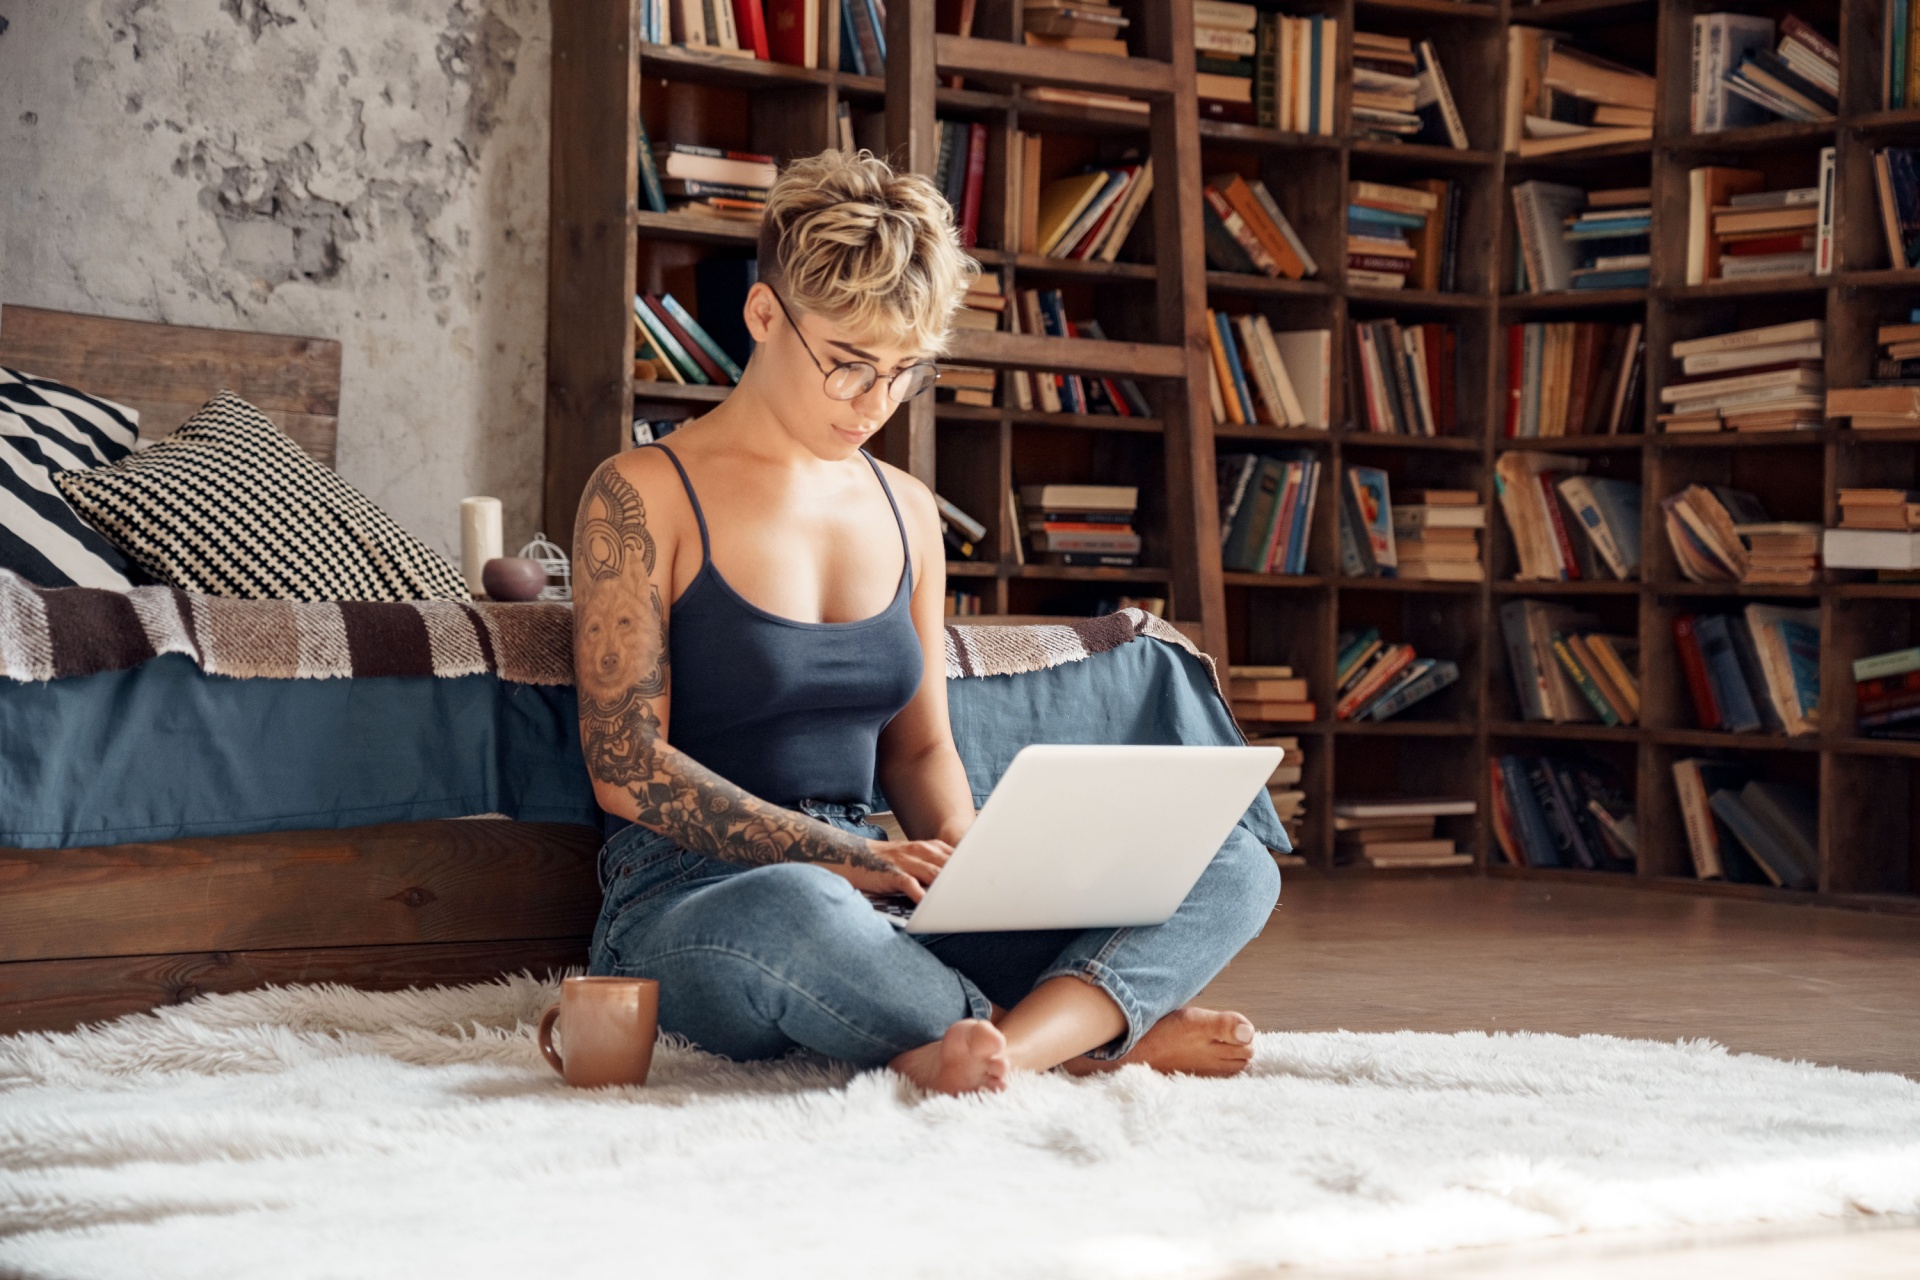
[55, 391, 468, 602]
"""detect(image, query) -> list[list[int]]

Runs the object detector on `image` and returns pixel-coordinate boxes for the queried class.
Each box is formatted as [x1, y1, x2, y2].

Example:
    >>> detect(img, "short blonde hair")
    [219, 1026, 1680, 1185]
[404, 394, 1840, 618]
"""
[757, 148, 978, 355]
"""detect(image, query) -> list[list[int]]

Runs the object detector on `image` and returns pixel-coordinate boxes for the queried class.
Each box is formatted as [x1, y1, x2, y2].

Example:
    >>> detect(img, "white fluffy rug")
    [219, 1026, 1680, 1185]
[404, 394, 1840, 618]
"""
[2, 974, 1918, 1280]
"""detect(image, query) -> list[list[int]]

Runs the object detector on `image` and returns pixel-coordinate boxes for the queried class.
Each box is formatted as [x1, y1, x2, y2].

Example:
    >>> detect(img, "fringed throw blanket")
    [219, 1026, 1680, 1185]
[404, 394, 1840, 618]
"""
[0, 571, 1219, 694]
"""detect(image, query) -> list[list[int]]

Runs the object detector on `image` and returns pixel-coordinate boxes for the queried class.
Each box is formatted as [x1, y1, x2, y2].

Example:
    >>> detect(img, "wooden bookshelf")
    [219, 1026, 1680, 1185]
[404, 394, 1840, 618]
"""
[544, 0, 1920, 912]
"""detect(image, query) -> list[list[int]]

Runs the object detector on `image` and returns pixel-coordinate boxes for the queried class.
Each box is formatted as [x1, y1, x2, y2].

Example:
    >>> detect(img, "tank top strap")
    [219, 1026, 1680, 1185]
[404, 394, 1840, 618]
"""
[646, 442, 710, 565]
[859, 448, 913, 592]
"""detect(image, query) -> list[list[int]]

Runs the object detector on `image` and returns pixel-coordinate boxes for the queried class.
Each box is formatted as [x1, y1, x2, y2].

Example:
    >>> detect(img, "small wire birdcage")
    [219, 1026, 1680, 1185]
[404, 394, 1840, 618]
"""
[518, 533, 572, 602]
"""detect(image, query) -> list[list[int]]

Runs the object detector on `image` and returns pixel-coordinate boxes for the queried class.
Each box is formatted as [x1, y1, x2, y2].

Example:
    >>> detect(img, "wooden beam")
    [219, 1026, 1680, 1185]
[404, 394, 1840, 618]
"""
[0, 938, 591, 1036]
[544, 0, 641, 546]
[944, 329, 1185, 379]
[884, 0, 940, 486]
[934, 35, 1175, 98]
[0, 822, 602, 963]
[1139, 2, 1229, 669]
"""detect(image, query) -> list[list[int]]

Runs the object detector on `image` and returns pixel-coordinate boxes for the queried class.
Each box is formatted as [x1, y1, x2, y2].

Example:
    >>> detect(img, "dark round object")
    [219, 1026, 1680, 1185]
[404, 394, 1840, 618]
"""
[483, 556, 548, 602]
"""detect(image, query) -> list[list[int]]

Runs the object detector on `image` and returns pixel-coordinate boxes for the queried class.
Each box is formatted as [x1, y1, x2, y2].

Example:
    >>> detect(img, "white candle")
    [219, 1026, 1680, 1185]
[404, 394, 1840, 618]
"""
[460, 496, 504, 595]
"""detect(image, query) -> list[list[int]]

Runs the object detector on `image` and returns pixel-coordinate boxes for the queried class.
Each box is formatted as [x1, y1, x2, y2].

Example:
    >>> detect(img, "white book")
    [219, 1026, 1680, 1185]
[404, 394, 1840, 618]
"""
[1814, 145, 1837, 275]
[1824, 529, 1920, 571]
[1250, 314, 1307, 426]
[1681, 339, 1825, 374]
[1671, 318, 1824, 357]
[1267, 326, 1327, 428]
[1692, 12, 1775, 132]
[1719, 252, 1817, 278]
[1660, 364, 1824, 403]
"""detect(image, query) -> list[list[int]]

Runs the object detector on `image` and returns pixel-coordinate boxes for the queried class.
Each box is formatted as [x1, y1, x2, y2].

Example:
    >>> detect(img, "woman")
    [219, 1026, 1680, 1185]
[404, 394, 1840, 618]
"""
[577, 149, 1279, 1095]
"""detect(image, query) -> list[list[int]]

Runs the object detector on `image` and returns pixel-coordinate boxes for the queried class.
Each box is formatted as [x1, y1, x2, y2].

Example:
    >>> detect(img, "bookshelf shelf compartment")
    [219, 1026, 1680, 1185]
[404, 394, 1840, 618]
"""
[1497, 436, 1646, 452]
[1499, 289, 1648, 313]
[1657, 121, 1839, 155]
[634, 382, 730, 405]
[1490, 579, 1640, 594]
[639, 42, 842, 89]
[1347, 139, 1501, 169]
[1488, 721, 1641, 744]
[628, 211, 759, 245]
[934, 37, 1173, 99]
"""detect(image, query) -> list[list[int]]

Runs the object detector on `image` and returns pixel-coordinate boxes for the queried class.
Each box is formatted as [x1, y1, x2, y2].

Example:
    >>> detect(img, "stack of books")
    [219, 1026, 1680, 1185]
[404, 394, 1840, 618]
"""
[1332, 626, 1461, 723]
[1501, 600, 1640, 726]
[642, 143, 779, 222]
[1511, 183, 1651, 293]
[1217, 449, 1322, 575]
[633, 292, 747, 388]
[1009, 291, 1152, 417]
[1691, 13, 1839, 128]
[1391, 490, 1485, 583]
[932, 119, 987, 247]
[1872, 148, 1920, 270]
[1662, 484, 1820, 586]
[1244, 731, 1308, 861]
[1664, 319, 1826, 432]
[1333, 797, 1475, 869]
[1019, 482, 1140, 568]
[944, 588, 983, 615]
[1194, 1, 1256, 117]
[1347, 180, 1458, 291]
[1887, 6, 1919, 108]
[1490, 754, 1636, 871]
[1504, 28, 1655, 157]
[1658, 350, 1823, 433]
[642, 0, 898, 70]
[1684, 169, 1825, 283]
[1200, 173, 1318, 280]
[1828, 312, 1920, 429]
[1022, 1, 1140, 112]
[1494, 454, 1642, 582]
[939, 276, 1004, 408]
[1352, 319, 1462, 435]
[1240, 6, 1337, 134]
[1853, 645, 1920, 739]
[1504, 322, 1646, 437]
[1228, 663, 1315, 726]
[1673, 762, 1816, 889]
[1206, 314, 1328, 430]
[1672, 606, 1820, 735]
[1824, 484, 1920, 575]
[1025, 159, 1154, 261]
[1351, 33, 1467, 148]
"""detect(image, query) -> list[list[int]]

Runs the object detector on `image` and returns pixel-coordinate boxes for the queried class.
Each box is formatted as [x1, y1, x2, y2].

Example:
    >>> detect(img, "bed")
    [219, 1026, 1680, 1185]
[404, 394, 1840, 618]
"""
[0, 306, 1287, 1037]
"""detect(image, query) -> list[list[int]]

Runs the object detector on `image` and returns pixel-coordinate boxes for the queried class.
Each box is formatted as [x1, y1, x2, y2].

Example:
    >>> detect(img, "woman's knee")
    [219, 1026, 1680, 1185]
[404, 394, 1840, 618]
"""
[1204, 826, 1282, 940]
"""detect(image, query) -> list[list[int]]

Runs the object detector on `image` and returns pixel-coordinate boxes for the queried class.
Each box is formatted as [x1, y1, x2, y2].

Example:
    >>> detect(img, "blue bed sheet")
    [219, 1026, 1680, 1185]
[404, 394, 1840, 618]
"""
[1, 637, 1289, 853]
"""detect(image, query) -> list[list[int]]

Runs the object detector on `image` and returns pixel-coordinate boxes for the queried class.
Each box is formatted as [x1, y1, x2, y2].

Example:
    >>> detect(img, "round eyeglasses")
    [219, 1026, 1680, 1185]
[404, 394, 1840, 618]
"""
[769, 287, 941, 402]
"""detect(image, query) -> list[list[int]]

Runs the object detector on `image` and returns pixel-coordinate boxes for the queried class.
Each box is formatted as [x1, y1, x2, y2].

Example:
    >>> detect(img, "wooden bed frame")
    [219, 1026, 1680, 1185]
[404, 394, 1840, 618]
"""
[0, 305, 602, 1035]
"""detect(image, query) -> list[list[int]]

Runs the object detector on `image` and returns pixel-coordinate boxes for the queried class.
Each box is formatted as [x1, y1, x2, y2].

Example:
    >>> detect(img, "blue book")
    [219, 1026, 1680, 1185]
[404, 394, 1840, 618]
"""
[1365, 659, 1460, 721]
[1285, 457, 1318, 574]
[1709, 790, 1813, 889]
[1347, 204, 1427, 231]
[636, 113, 667, 214]
[1336, 626, 1382, 685]
[1308, 15, 1323, 135]
[1565, 218, 1651, 236]
[633, 296, 710, 385]
[1571, 269, 1651, 290]
[1692, 614, 1761, 733]
[841, 0, 866, 75]
[864, 0, 887, 62]
[1501, 755, 1562, 867]
[1216, 313, 1258, 425]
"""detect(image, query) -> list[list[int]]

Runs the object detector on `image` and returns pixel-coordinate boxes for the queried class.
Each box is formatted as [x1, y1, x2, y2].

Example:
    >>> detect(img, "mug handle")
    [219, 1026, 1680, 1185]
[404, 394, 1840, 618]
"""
[538, 1004, 566, 1076]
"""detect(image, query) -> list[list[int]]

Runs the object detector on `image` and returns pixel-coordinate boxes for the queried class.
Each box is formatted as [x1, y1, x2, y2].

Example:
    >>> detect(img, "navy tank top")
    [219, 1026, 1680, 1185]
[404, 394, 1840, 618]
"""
[635, 440, 924, 810]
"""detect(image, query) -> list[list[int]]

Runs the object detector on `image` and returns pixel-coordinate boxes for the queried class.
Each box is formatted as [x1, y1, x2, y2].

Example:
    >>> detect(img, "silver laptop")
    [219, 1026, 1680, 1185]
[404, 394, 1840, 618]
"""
[872, 743, 1282, 934]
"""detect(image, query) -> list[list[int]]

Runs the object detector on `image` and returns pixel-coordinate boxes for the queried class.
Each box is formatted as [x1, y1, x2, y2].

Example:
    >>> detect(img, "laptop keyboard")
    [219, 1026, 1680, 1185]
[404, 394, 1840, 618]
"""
[863, 892, 917, 928]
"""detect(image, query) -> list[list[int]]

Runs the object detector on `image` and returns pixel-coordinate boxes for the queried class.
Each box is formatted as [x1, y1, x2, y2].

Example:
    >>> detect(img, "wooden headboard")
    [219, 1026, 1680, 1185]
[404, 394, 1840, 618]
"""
[0, 304, 342, 468]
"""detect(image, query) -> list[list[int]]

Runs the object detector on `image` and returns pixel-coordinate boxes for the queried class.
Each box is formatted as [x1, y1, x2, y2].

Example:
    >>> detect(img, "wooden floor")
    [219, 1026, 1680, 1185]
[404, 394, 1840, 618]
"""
[1200, 874, 1920, 1075]
[1195, 875, 1920, 1277]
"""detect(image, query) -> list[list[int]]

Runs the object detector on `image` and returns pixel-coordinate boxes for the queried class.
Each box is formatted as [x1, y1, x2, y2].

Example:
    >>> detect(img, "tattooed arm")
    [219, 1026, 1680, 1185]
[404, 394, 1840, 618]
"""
[572, 455, 936, 897]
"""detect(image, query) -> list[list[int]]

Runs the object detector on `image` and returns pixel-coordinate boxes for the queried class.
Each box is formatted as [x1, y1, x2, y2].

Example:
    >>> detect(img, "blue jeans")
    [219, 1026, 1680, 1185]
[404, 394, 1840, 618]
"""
[587, 798, 1280, 1068]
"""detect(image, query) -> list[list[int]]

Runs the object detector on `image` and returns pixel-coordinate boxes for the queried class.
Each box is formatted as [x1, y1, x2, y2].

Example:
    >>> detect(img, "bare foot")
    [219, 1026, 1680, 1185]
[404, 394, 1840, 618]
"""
[889, 1019, 1011, 1095]
[1062, 1006, 1256, 1078]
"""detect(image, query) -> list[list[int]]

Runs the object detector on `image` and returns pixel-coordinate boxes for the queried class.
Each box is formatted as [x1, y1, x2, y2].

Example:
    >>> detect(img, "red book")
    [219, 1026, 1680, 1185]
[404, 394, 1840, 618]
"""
[1724, 234, 1815, 256]
[1673, 615, 1721, 730]
[642, 293, 729, 385]
[958, 122, 987, 248]
[1858, 670, 1920, 703]
[731, 0, 771, 58]
[765, 0, 814, 66]
[1438, 326, 1459, 435]
[1538, 472, 1580, 580]
[1504, 324, 1524, 438]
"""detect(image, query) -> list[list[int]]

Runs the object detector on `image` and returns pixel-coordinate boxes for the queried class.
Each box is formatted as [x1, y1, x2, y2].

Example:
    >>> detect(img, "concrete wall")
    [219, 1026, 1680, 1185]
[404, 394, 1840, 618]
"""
[0, 0, 552, 560]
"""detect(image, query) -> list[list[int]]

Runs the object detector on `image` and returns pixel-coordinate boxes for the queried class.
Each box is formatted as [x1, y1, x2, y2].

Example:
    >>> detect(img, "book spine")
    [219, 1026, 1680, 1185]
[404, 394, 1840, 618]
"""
[634, 296, 710, 384]
[1552, 635, 1621, 725]
[1673, 614, 1722, 729]
[1538, 471, 1580, 580]
[645, 293, 728, 384]
[657, 293, 745, 382]
[958, 122, 986, 248]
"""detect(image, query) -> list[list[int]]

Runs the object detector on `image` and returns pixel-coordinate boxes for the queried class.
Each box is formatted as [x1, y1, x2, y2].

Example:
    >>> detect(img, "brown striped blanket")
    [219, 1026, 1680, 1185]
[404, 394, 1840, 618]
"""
[0, 570, 1219, 693]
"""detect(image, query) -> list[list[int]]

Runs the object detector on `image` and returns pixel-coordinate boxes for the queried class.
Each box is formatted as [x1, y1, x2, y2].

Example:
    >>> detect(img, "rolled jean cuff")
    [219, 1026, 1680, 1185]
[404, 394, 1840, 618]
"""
[954, 970, 995, 1024]
[1035, 953, 1148, 1061]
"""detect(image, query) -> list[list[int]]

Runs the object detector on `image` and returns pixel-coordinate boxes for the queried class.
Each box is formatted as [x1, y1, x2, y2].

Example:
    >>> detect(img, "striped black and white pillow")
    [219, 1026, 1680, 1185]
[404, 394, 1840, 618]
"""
[56, 391, 469, 603]
[0, 367, 143, 589]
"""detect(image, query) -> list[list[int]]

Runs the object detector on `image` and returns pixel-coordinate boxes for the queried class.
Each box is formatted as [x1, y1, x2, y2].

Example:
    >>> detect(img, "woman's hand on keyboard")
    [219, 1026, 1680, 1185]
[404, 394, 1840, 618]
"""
[819, 837, 954, 903]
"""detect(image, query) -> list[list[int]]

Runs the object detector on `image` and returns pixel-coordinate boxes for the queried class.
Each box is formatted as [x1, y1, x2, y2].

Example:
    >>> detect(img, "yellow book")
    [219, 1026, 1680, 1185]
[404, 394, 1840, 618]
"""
[1034, 171, 1110, 256]
[1204, 309, 1244, 425]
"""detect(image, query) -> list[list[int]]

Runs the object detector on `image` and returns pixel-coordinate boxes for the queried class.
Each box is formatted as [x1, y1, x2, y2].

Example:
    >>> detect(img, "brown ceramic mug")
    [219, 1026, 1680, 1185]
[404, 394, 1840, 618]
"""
[538, 976, 659, 1088]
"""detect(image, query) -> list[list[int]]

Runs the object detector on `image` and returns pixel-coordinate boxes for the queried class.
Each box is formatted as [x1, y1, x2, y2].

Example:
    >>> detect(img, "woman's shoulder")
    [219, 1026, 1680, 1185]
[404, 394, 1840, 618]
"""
[866, 452, 937, 530]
